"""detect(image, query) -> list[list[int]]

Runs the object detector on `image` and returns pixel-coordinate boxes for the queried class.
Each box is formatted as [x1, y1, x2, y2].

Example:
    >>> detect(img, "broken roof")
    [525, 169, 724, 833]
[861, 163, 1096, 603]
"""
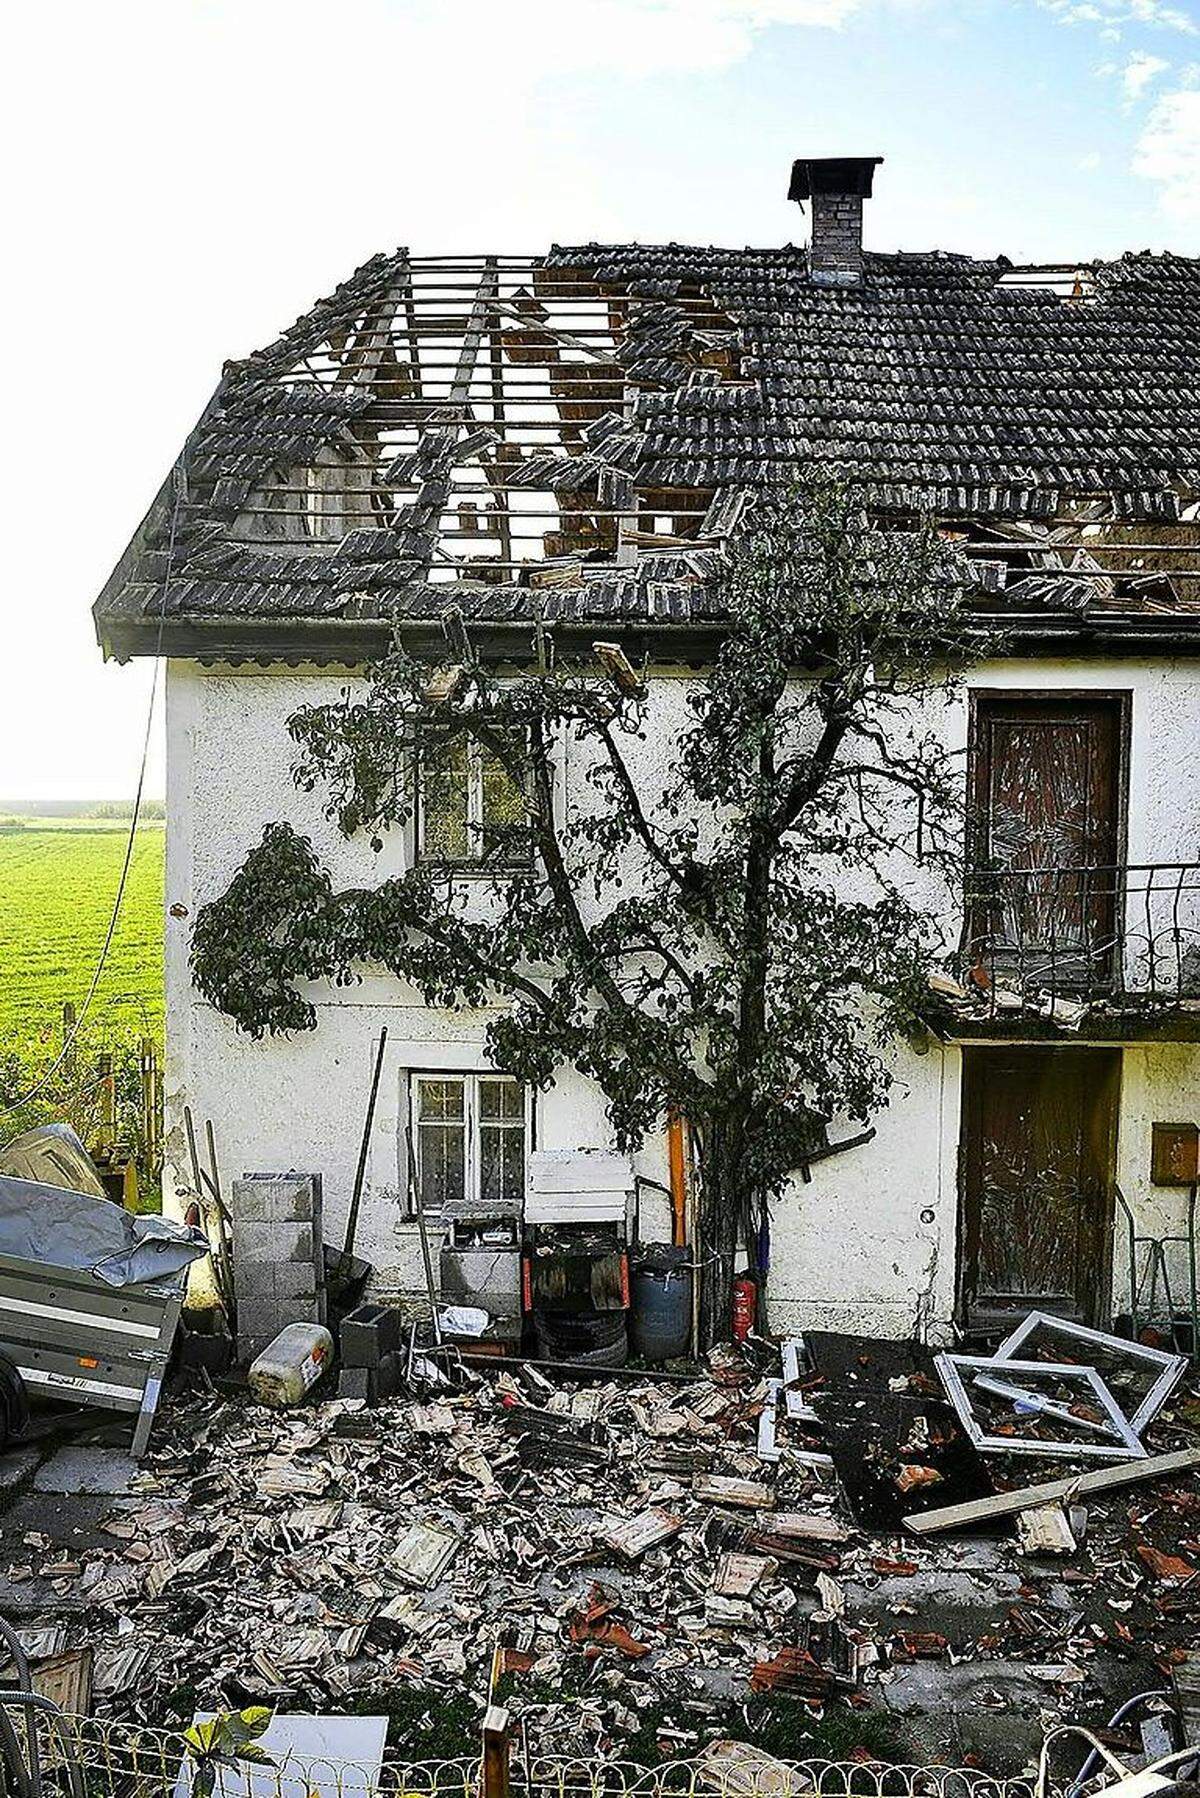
[92, 243, 1200, 662]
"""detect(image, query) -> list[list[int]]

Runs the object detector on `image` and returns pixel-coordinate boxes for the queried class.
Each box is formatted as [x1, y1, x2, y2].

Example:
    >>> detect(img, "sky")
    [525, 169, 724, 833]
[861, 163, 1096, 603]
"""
[1, 0, 1197, 804]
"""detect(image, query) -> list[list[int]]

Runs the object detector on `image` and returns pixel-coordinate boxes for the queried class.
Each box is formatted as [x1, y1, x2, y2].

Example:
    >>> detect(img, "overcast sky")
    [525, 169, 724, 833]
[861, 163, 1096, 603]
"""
[2, 0, 1197, 803]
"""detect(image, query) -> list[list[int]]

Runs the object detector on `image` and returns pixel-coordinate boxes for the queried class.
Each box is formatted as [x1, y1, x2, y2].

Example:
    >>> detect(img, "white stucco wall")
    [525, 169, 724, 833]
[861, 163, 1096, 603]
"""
[165, 652, 1200, 1338]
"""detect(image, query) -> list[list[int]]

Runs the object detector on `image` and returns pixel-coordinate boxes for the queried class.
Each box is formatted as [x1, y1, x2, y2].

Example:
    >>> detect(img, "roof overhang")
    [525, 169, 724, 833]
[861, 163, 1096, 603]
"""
[95, 607, 1200, 668]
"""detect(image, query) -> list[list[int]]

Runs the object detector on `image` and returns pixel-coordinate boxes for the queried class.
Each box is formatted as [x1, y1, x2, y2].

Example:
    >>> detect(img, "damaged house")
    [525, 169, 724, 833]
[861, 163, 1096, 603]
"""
[93, 157, 1200, 1348]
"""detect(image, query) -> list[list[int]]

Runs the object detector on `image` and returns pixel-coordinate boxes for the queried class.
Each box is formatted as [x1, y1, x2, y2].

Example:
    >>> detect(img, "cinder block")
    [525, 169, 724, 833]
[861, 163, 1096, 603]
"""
[235, 1296, 289, 1347]
[234, 1260, 281, 1301]
[338, 1365, 375, 1403]
[376, 1351, 402, 1400]
[235, 1221, 317, 1265]
[272, 1261, 324, 1304]
[230, 1182, 274, 1225]
[233, 1173, 323, 1228]
[340, 1302, 404, 1368]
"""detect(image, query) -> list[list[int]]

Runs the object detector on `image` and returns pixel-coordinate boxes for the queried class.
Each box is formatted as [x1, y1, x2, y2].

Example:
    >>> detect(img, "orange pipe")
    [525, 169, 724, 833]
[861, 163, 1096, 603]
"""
[667, 1112, 688, 1248]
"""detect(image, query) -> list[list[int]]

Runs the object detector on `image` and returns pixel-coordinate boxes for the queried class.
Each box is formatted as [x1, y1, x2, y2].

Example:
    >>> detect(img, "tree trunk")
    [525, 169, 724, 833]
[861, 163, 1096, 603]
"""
[697, 1112, 749, 1351]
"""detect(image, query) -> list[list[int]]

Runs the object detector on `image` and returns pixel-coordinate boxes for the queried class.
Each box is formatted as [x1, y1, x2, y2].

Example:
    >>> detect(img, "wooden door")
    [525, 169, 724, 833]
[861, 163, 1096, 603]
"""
[960, 1046, 1120, 1327]
[969, 696, 1125, 990]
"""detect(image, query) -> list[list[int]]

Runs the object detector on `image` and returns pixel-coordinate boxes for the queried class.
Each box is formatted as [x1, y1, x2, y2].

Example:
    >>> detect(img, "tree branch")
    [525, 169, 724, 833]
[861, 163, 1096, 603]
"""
[593, 721, 718, 926]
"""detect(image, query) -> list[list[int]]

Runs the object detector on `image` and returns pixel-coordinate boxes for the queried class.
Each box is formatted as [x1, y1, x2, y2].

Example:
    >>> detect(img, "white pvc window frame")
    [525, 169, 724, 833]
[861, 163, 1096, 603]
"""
[990, 1309, 1187, 1438]
[934, 1353, 1147, 1460]
[410, 1071, 530, 1217]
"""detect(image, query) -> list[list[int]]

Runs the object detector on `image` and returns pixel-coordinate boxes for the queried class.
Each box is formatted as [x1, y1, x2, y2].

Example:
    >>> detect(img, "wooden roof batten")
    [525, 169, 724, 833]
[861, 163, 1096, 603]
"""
[92, 242, 1200, 660]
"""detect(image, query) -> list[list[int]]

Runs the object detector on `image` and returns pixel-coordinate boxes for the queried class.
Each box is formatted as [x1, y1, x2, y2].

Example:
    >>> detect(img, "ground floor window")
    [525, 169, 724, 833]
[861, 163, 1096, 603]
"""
[412, 1072, 527, 1214]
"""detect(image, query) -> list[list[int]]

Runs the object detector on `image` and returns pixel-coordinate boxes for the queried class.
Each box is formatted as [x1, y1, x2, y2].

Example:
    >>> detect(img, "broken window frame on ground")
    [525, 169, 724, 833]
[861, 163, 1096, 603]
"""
[933, 1353, 1148, 1460]
[989, 1309, 1189, 1438]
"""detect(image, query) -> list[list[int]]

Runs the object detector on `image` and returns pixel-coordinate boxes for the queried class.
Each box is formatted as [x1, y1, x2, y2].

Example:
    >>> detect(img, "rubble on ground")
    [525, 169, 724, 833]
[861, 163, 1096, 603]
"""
[2, 1337, 1199, 1773]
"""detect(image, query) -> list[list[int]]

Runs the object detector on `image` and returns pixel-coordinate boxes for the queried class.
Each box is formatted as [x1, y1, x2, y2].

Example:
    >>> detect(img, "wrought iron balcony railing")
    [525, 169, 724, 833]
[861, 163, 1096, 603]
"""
[958, 860, 1200, 1016]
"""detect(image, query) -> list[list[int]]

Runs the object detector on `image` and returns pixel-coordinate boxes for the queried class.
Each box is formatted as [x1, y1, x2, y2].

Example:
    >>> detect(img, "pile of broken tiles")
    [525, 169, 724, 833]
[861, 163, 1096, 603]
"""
[3, 1345, 1199, 1772]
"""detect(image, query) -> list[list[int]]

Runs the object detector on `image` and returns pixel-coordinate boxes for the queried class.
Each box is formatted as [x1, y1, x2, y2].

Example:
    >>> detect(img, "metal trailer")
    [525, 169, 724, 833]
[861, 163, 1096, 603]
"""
[0, 1174, 209, 1457]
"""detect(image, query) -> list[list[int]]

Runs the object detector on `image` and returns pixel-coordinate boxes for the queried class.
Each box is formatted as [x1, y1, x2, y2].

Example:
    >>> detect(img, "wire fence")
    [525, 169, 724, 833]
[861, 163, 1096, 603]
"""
[0, 1710, 1049, 1798]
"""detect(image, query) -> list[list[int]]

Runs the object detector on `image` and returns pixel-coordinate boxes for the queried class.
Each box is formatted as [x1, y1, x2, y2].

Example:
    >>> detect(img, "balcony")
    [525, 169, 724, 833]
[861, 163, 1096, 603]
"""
[929, 861, 1200, 1039]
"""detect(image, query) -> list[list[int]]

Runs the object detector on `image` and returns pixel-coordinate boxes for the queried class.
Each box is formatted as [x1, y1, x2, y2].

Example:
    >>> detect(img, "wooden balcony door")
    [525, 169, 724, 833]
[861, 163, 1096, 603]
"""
[969, 694, 1127, 990]
[959, 1046, 1120, 1328]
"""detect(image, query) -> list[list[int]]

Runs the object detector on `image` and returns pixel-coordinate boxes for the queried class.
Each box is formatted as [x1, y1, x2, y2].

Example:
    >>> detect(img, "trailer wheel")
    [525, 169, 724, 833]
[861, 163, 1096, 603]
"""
[0, 1354, 29, 1452]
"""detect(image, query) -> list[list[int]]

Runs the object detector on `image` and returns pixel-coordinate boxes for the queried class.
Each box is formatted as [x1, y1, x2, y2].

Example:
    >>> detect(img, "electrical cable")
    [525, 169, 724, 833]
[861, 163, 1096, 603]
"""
[1, 463, 185, 1117]
[1063, 1691, 1173, 1798]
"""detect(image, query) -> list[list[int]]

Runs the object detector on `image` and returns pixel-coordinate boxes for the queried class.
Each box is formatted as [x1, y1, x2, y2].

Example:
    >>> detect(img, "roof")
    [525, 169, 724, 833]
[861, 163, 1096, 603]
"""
[93, 242, 1200, 662]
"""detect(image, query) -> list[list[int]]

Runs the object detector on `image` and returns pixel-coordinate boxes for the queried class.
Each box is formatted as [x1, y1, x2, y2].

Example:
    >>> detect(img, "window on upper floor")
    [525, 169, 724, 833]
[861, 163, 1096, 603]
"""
[417, 730, 531, 866]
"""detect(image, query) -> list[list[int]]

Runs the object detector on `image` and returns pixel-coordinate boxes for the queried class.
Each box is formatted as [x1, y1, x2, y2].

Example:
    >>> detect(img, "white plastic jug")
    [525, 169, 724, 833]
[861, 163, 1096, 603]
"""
[248, 1321, 334, 1407]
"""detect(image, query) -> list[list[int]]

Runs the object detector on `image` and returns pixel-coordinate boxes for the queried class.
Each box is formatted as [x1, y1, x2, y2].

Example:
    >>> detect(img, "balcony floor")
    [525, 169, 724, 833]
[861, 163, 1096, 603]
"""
[922, 987, 1200, 1043]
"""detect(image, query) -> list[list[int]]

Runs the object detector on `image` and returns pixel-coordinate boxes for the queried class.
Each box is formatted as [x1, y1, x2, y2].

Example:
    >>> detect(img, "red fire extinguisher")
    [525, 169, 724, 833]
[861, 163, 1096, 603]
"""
[731, 1276, 756, 1341]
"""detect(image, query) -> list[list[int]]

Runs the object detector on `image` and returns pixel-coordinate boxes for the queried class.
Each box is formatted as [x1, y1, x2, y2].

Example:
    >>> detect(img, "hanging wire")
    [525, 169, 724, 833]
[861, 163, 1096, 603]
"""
[1, 461, 185, 1118]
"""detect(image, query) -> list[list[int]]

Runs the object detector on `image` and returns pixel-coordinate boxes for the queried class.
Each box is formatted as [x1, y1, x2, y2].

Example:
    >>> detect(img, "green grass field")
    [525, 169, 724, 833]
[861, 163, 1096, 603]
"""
[0, 821, 165, 1043]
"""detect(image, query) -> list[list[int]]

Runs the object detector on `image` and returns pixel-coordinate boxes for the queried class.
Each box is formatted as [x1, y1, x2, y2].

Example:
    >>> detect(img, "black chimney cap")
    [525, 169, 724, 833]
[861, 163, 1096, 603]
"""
[788, 156, 883, 202]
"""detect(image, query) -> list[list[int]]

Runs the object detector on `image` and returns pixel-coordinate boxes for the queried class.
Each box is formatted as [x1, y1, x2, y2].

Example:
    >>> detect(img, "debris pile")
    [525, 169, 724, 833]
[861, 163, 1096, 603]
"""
[1, 1329, 1197, 1772]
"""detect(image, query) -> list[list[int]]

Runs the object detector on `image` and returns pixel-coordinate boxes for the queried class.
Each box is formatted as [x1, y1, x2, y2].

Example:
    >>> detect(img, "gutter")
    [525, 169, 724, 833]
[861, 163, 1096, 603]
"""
[96, 606, 1200, 666]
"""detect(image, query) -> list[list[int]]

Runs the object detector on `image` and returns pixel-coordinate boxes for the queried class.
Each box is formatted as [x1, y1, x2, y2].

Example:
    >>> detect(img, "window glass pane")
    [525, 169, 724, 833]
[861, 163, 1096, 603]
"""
[501, 1127, 525, 1200]
[480, 1120, 526, 1206]
[417, 1078, 464, 1122]
[421, 737, 470, 861]
[416, 1077, 465, 1213]
[419, 1123, 465, 1210]
[481, 745, 526, 830]
[479, 1078, 522, 1120]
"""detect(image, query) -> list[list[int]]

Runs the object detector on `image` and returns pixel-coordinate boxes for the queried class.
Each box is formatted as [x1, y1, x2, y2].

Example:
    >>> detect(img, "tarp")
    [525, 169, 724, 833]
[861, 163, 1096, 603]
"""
[0, 1122, 108, 1200]
[0, 1174, 209, 1289]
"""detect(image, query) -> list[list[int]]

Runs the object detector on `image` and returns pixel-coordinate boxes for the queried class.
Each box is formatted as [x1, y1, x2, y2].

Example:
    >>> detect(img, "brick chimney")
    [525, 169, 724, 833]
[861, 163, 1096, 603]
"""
[788, 156, 883, 286]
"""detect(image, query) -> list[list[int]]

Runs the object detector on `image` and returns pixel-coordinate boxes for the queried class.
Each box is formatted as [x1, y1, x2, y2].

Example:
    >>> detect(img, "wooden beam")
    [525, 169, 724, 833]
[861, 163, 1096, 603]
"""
[905, 1446, 1200, 1536]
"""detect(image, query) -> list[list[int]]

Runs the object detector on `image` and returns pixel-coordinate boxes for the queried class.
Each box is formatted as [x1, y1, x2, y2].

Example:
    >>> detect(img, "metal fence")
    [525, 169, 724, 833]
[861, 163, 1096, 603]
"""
[0, 1708, 1047, 1798]
[960, 860, 1200, 1014]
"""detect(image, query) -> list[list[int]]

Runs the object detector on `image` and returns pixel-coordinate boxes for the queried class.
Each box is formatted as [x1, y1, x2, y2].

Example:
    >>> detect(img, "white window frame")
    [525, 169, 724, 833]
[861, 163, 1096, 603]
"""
[409, 1071, 532, 1217]
[415, 731, 533, 869]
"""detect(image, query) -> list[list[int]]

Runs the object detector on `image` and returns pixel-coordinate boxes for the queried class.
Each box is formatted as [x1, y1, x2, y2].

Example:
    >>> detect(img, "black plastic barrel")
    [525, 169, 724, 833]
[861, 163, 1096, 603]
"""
[629, 1245, 692, 1363]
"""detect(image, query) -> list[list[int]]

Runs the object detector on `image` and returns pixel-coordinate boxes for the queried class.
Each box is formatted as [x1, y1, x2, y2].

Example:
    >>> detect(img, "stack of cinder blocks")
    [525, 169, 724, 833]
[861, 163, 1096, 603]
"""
[230, 1172, 325, 1363]
[337, 1301, 403, 1402]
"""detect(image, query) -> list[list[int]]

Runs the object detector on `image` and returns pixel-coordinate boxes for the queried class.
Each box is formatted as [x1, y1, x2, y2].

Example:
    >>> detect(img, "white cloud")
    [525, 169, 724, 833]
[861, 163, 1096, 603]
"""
[1122, 47, 1171, 93]
[1134, 84, 1200, 214]
[1077, 148, 1104, 165]
[401, 0, 870, 80]
[1041, 0, 1198, 33]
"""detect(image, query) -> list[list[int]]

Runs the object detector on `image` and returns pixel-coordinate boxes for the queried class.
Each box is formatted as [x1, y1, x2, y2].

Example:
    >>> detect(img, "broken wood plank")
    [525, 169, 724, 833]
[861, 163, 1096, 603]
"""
[905, 1447, 1200, 1536]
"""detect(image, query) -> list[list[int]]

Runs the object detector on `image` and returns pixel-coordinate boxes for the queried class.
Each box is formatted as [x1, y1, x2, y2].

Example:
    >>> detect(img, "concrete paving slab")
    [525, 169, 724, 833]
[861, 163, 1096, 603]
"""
[0, 1490, 123, 1550]
[880, 1659, 1076, 1772]
[33, 1447, 138, 1496]
[846, 1564, 1025, 1617]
